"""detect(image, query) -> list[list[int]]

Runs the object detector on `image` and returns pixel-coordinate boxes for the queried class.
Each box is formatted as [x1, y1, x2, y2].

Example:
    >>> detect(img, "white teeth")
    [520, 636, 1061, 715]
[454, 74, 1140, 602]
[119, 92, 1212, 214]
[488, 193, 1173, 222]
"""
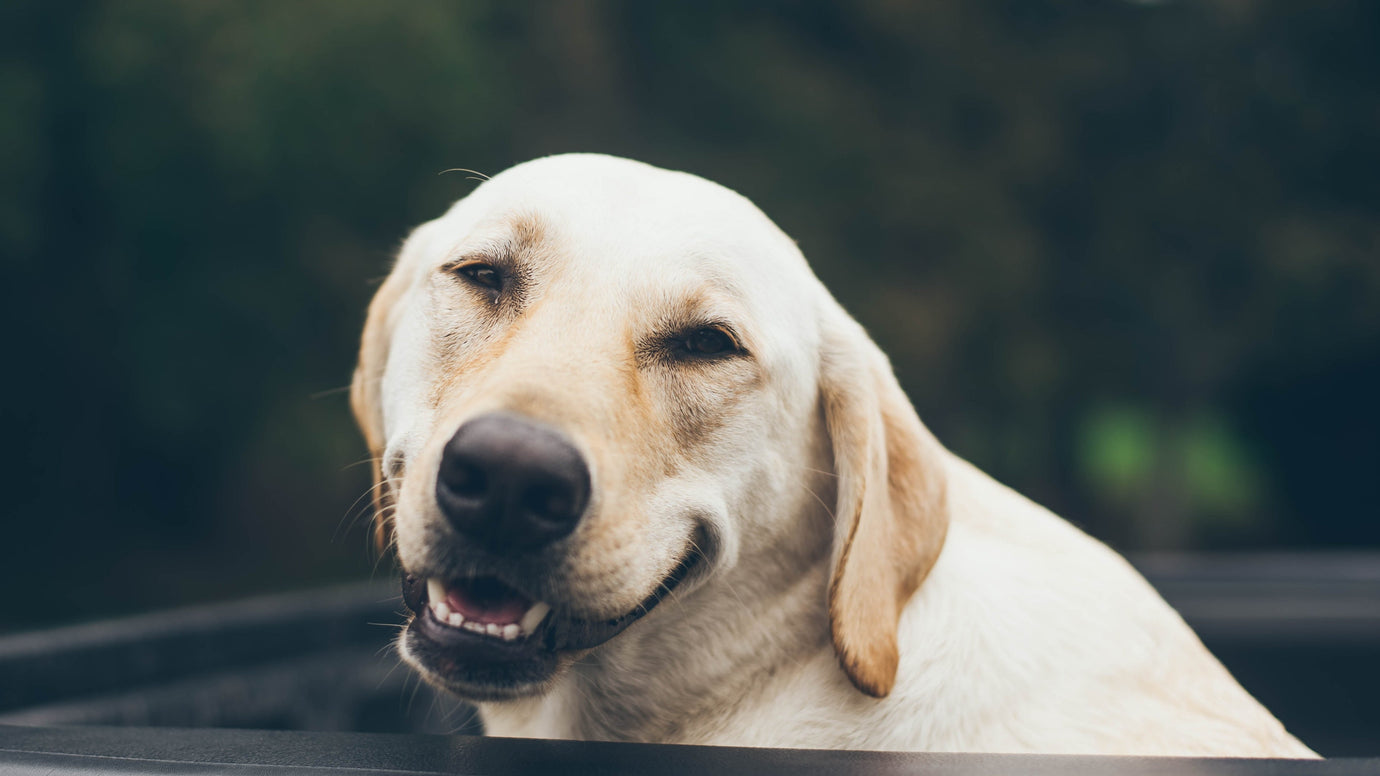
[520, 602, 552, 635]
[424, 577, 552, 641]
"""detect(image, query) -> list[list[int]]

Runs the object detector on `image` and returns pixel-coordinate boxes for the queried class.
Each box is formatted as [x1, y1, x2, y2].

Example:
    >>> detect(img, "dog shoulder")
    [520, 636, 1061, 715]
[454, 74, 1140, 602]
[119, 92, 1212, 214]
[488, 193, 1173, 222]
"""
[867, 453, 1315, 756]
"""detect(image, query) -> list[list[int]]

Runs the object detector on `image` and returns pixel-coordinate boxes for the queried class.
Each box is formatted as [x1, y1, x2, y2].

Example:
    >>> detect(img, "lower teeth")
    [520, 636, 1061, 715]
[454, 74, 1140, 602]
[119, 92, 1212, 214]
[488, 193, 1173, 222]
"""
[425, 580, 549, 642]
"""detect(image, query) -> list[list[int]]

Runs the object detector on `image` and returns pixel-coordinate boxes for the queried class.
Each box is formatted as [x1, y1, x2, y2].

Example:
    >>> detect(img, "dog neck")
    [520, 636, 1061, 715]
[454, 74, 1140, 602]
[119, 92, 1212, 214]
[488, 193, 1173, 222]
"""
[478, 539, 835, 743]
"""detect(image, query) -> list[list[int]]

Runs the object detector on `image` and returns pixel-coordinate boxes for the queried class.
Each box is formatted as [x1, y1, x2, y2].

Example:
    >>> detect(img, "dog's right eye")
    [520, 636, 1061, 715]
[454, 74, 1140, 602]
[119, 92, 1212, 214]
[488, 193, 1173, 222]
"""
[453, 262, 503, 292]
[685, 328, 732, 356]
[664, 325, 742, 361]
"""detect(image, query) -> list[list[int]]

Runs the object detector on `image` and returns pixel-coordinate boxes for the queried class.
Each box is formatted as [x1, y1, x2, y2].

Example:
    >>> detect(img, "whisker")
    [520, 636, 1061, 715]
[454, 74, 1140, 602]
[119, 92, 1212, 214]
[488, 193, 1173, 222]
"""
[405, 669, 425, 717]
[334, 478, 394, 543]
[798, 480, 836, 521]
[337, 493, 385, 542]
[439, 697, 482, 734]
[371, 528, 400, 577]
[342, 456, 385, 472]
[375, 655, 405, 690]
[309, 385, 352, 400]
[438, 167, 492, 183]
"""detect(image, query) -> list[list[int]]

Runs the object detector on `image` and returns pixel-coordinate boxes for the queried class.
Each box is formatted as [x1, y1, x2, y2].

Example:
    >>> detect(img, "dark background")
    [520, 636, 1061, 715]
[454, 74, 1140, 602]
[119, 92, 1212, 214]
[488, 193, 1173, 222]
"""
[2, 0, 1377, 632]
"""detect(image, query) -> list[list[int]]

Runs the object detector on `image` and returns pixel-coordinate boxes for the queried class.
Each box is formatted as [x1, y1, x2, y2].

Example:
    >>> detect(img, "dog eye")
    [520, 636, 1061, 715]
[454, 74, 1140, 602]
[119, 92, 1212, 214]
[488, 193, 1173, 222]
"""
[454, 262, 502, 292]
[679, 327, 737, 358]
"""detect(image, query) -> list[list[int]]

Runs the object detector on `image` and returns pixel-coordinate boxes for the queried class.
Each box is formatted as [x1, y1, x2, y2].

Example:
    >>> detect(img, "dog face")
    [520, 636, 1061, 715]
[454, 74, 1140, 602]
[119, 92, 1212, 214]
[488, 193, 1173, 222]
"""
[352, 155, 948, 701]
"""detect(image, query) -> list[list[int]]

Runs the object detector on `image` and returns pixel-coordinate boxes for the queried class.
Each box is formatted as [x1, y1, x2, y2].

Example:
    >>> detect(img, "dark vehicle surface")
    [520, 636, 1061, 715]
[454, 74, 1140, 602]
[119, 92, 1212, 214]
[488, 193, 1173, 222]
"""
[3, 724, 1376, 776]
[2, 553, 1377, 772]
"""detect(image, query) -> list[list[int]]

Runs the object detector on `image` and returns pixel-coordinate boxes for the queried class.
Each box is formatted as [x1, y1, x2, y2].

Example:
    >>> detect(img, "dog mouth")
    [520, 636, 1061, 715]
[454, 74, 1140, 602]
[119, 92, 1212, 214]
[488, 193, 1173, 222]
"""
[400, 547, 702, 696]
[408, 576, 552, 642]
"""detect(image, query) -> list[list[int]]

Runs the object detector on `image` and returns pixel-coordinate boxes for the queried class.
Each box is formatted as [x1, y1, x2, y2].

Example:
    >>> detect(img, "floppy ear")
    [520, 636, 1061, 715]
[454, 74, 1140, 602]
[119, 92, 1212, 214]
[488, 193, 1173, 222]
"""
[350, 265, 408, 552]
[821, 315, 950, 698]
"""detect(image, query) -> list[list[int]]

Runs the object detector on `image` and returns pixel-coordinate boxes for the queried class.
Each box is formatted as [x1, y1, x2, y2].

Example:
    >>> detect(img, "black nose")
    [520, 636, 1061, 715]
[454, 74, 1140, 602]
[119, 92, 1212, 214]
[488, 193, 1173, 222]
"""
[435, 413, 590, 552]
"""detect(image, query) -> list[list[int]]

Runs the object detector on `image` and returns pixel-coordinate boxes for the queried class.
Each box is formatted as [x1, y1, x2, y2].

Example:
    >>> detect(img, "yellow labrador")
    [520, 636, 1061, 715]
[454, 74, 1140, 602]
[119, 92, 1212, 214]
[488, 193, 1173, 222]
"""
[351, 154, 1314, 756]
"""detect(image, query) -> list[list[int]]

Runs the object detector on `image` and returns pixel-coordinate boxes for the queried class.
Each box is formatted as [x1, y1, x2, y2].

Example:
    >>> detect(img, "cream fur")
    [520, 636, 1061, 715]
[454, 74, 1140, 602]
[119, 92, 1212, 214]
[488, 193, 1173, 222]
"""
[352, 153, 1315, 757]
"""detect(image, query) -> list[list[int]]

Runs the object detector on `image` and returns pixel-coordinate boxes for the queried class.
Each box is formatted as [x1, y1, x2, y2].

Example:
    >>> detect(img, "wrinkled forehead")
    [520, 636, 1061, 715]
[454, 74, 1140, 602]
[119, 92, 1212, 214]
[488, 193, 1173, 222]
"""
[413, 154, 822, 345]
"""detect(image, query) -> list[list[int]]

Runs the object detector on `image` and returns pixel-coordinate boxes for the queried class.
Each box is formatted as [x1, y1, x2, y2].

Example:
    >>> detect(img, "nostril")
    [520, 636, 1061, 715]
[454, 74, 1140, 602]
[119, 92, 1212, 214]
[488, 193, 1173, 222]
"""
[523, 480, 577, 524]
[442, 459, 488, 500]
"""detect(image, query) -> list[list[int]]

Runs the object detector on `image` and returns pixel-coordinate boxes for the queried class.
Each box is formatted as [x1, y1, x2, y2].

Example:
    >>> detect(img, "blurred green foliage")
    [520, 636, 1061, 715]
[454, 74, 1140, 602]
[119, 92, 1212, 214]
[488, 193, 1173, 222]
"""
[2, 0, 1378, 630]
[1078, 406, 1265, 547]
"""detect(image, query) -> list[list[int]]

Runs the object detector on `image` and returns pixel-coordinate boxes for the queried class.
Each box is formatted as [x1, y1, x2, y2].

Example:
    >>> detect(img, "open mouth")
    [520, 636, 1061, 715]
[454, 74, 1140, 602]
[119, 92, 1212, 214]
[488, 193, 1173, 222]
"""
[400, 547, 702, 695]
[418, 576, 551, 642]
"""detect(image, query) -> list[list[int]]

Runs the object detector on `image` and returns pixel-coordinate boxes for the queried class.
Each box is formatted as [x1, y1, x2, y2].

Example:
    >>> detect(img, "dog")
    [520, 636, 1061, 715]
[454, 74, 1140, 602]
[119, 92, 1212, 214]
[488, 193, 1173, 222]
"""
[350, 153, 1314, 756]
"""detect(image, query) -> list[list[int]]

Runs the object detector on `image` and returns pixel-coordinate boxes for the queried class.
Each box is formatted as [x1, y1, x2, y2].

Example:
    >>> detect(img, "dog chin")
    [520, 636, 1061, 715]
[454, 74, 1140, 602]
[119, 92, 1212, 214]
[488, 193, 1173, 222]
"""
[400, 620, 568, 701]
[397, 546, 704, 700]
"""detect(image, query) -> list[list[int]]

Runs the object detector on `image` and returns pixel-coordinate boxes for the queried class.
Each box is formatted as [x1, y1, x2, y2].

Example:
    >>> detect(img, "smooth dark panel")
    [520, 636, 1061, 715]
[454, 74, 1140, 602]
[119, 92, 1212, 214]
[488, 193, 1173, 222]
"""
[1, 725, 1375, 776]
[0, 555, 1375, 755]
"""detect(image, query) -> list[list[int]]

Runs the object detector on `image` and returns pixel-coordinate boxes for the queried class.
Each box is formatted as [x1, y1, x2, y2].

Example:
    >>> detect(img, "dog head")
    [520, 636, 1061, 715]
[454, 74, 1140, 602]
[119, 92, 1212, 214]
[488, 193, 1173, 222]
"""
[351, 154, 948, 701]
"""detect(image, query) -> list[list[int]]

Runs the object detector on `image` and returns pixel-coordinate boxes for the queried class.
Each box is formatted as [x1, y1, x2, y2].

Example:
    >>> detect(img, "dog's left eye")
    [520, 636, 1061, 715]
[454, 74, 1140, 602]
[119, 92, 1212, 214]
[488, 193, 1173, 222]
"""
[454, 262, 503, 292]
[679, 327, 737, 358]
